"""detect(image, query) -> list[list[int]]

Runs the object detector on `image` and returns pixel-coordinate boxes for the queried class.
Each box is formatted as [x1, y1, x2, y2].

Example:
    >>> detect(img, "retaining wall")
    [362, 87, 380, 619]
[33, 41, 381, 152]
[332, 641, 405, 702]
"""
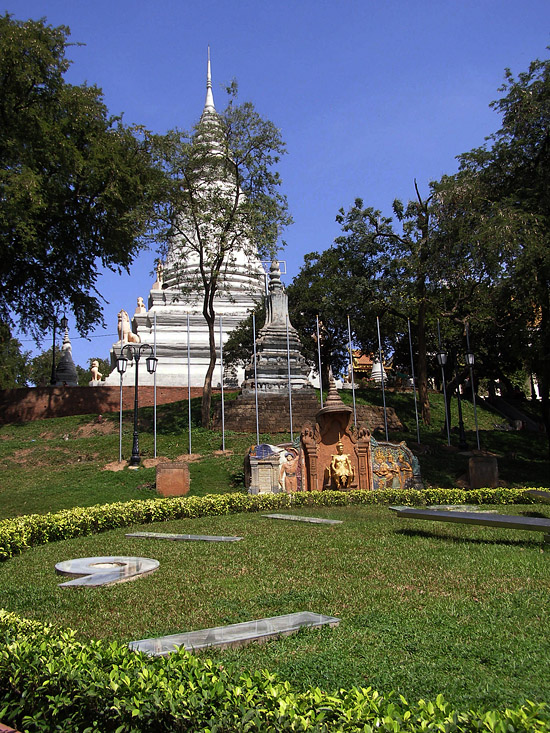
[0, 386, 209, 424]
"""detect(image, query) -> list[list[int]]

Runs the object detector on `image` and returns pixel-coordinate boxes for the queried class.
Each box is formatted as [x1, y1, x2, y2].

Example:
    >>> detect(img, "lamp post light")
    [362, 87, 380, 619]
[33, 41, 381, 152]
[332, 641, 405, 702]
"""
[50, 314, 68, 385]
[116, 343, 158, 468]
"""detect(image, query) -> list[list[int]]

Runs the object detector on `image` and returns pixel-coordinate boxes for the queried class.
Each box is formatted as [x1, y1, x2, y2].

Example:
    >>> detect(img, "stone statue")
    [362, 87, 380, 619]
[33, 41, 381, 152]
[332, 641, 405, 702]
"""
[279, 452, 299, 493]
[152, 260, 164, 290]
[90, 360, 103, 382]
[329, 441, 355, 489]
[117, 310, 140, 344]
[135, 296, 146, 314]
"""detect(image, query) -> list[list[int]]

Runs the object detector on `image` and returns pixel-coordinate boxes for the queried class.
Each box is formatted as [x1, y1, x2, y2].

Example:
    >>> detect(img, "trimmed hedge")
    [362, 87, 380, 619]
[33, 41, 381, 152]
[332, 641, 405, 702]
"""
[1, 610, 549, 732]
[0, 487, 537, 561]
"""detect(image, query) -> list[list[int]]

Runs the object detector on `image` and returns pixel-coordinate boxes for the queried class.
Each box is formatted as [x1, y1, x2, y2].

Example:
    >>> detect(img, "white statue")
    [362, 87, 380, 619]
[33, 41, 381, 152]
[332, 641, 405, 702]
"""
[135, 296, 146, 314]
[117, 309, 140, 344]
[90, 360, 103, 382]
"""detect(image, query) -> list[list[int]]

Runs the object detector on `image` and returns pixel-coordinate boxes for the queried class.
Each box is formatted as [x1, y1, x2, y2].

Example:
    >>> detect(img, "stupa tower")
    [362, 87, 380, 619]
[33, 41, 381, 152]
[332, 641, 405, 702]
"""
[105, 51, 265, 387]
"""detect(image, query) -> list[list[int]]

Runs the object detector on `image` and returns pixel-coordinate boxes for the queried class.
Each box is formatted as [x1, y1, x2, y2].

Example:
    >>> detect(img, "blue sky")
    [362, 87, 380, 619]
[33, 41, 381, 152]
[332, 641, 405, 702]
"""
[8, 0, 550, 366]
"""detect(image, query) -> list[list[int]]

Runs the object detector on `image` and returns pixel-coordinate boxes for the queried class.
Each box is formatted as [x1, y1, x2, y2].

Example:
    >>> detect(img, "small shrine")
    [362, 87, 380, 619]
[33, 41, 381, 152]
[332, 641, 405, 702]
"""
[245, 377, 422, 494]
[300, 378, 373, 492]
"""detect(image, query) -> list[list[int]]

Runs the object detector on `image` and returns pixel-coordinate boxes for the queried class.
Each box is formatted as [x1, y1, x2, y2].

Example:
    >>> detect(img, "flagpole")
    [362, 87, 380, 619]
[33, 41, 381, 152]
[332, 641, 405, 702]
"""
[219, 315, 225, 452]
[347, 315, 357, 430]
[377, 316, 389, 440]
[252, 312, 259, 446]
[187, 313, 192, 455]
[316, 315, 323, 408]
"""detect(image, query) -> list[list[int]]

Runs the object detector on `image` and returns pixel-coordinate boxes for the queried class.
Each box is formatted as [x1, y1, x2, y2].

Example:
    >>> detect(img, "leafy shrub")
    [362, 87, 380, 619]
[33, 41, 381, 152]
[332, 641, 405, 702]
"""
[0, 487, 537, 561]
[1, 610, 548, 732]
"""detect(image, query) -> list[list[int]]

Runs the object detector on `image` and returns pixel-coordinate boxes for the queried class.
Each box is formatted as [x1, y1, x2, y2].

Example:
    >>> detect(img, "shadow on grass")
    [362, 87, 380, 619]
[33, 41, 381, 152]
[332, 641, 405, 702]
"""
[395, 527, 542, 549]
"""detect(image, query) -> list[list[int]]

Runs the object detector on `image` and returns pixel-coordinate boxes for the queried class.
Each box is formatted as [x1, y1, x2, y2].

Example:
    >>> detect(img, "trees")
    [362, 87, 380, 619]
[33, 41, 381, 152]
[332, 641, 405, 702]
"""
[287, 246, 368, 386]
[0, 14, 159, 339]
[151, 81, 291, 426]
[435, 54, 550, 438]
[0, 324, 30, 388]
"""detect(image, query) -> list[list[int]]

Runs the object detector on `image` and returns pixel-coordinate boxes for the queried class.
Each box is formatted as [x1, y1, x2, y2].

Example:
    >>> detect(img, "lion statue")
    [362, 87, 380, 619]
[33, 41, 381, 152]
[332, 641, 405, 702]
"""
[117, 309, 140, 344]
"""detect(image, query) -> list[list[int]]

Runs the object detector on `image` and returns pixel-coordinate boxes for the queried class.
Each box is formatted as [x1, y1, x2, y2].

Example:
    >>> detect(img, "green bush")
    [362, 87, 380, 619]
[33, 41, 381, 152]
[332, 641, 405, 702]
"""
[1, 610, 548, 732]
[0, 487, 537, 561]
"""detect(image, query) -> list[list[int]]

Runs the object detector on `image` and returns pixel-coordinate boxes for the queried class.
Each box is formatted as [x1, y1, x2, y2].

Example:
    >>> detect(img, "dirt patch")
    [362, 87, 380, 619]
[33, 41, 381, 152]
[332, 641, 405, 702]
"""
[75, 421, 118, 438]
[103, 460, 128, 472]
[102, 454, 202, 471]
[175, 453, 202, 463]
[212, 449, 234, 457]
[142, 456, 170, 468]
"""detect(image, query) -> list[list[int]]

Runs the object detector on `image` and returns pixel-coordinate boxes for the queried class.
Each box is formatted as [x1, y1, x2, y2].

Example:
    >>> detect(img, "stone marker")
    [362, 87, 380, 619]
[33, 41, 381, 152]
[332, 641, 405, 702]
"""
[126, 532, 242, 542]
[156, 462, 190, 497]
[468, 455, 498, 489]
[129, 611, 340, 655]
[525, 489, 550, 504]
[262, 513, 342, 525]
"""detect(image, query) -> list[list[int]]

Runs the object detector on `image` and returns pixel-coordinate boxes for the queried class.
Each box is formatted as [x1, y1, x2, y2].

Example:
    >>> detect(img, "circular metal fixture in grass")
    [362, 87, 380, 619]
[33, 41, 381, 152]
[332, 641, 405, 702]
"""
[55, 556, 159, 587]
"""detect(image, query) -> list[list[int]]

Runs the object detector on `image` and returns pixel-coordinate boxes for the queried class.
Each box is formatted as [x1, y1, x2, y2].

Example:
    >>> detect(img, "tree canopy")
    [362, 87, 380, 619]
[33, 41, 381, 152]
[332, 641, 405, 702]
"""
[0, 14, 159, 339]
[434, 54, 550, 436]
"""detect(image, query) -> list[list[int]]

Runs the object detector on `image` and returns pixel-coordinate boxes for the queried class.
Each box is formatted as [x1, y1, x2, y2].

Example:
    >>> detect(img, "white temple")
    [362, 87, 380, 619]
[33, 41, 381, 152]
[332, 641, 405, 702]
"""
[104, 52, 265, 387]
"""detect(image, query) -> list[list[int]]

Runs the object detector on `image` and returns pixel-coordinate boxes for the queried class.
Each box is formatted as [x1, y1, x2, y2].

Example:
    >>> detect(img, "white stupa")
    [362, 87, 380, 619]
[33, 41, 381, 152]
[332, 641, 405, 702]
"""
[104, 51, 265, 387]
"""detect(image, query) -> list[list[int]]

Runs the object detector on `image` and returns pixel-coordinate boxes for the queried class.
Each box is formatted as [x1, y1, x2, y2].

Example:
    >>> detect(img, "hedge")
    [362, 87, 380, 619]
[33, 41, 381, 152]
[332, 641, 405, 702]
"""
[0, 487, 538, 561]
[1, 610, 549, 732]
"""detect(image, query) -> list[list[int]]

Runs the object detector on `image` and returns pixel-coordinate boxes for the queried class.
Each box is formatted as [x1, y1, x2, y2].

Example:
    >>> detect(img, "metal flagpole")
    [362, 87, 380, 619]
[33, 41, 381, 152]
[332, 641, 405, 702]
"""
[153, 312, 157, 458]
[252, 312, 259, 445]
[466, 322, 481, 450]
[219, 315, 225, 451]
[376, 316, 389, 440]
[316, 315, 324, 408]
[437, 319, 451, 446]
[347, 315, 357, 430]
[286, 315, 294, 441]
[187, 313, 192, 455]
[408, 318, 421, 444]
[119, 365, 123, 463]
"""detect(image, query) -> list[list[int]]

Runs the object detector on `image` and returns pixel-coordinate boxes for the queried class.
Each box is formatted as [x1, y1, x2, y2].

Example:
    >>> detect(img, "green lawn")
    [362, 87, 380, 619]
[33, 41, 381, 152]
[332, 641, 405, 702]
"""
[0, 504, 548, 710]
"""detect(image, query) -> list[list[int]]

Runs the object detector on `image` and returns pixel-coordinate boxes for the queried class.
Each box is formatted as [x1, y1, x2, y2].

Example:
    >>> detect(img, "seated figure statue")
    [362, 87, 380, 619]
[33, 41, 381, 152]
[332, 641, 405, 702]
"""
[329, 441, 355, 489]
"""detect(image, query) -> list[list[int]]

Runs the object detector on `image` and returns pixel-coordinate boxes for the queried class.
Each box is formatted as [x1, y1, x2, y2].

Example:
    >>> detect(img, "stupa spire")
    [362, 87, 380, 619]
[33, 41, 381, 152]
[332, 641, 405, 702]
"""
[204, 46, 215, 113]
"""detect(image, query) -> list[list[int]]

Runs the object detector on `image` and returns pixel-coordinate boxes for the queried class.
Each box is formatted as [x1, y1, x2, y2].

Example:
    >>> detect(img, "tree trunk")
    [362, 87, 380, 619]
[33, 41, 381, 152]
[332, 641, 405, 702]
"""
[201, 314, 217, 428]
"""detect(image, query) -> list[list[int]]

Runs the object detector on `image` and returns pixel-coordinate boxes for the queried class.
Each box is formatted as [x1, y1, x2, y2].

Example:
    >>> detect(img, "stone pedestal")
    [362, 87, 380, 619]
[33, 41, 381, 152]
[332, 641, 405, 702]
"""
[469, 455, 499, 489]
[156, 462, 190, 497]
[248, 454, 282, 495]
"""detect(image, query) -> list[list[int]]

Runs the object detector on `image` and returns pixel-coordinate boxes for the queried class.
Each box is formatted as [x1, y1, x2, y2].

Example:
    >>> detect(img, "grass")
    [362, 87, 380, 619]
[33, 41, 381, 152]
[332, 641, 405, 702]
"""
[1, 391, 549, 711]
[0, 504, 549, 710]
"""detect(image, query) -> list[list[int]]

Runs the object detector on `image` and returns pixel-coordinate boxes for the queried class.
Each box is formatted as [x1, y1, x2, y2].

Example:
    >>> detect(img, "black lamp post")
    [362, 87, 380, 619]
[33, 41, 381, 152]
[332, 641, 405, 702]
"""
[50, 314, 68, 385]
[116, 343, 158, 467]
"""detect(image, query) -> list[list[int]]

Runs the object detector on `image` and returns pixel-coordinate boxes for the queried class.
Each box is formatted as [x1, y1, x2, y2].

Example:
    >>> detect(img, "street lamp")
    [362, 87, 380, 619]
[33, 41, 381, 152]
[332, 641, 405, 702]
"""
[117, 343, 158, 468]
[50, 314, 68, 385]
